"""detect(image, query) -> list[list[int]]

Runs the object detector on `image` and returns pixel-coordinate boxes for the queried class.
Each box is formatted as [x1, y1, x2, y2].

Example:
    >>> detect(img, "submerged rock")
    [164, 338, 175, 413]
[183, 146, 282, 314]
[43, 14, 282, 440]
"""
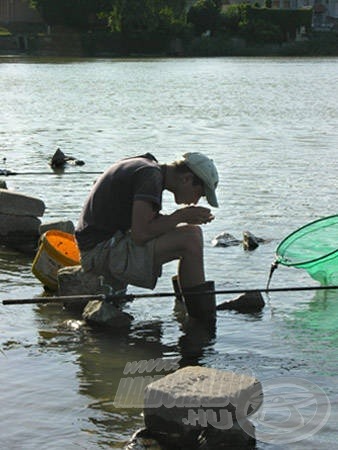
[212, 230, 268, 251]
[125, 429, 162, 450]
[50, 148, 85, 169]
[242, 231, 266, 251]
[216, 291, 265, 313]
[82, 299, 133, 329]
[211, 232, 241, 247]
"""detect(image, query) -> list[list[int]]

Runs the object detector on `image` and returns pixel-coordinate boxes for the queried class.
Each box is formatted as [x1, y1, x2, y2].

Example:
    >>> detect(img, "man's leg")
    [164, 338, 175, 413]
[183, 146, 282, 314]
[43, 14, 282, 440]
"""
[154, 226, 264, 318]
[154, 225, 217, 324]
[153, 224, 205, 289]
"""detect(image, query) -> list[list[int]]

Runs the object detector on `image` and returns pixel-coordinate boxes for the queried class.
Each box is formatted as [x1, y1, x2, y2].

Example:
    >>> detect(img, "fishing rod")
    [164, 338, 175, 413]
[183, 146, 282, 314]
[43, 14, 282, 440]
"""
[2, 284, 338, 306]
[0, 169, 102, 176]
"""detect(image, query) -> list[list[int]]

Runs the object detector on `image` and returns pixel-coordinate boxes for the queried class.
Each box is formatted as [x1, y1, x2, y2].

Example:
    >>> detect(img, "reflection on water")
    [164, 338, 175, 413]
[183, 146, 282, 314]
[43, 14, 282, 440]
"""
[284, 290, 338, 375]
[32, 304, 215, 447]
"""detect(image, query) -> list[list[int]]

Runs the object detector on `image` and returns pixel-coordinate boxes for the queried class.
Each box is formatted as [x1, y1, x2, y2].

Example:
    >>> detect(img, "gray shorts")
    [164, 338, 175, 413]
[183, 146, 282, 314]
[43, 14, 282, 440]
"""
[80, 231, 159, 290]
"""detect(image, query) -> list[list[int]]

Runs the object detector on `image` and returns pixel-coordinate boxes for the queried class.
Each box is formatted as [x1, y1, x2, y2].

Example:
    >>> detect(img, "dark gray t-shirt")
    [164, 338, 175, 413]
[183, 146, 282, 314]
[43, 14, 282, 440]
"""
[75, 154, 164, 251]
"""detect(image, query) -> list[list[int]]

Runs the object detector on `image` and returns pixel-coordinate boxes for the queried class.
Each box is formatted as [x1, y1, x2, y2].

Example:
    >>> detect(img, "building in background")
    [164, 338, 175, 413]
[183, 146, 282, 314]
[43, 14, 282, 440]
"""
[0, 0, 43, 52]
[222, 0, 338, 29]
[0, 0, 42, 25]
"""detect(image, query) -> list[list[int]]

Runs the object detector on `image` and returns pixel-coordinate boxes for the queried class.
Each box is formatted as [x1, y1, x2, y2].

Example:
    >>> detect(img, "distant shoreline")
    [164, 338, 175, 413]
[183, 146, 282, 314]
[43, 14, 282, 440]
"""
[1, 31, 337, 58]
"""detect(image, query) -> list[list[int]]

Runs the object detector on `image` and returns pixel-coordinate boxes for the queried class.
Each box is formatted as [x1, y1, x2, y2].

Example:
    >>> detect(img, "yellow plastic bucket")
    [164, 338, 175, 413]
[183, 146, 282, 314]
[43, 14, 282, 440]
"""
[32, 230, 80, 290]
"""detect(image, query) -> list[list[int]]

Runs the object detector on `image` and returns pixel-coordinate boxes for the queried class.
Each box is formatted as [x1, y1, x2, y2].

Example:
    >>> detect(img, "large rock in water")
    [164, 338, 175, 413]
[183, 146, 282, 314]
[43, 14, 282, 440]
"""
[0, 213, 41, 254]
[57, 265, 131, 327]
[57, 265, 104, 311]
[144, 366, 262, 447]
[0, 188, 45, 254]
[0, 188, 45, 216]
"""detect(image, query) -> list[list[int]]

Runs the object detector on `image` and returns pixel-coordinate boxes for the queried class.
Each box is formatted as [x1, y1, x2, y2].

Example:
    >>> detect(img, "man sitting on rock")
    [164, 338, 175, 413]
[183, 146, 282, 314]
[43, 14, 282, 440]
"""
[75, 152, 218, 324]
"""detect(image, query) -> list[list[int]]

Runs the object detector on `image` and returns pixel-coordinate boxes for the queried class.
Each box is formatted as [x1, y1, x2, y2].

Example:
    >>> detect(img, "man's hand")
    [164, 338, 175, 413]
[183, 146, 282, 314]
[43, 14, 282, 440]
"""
[173, 205, 215, 225]
[131, 201, 215, 245]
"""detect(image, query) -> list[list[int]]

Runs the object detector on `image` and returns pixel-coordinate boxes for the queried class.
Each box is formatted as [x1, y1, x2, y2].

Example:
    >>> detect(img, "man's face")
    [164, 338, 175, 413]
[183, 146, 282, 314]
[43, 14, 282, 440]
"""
[175, 173, 205, 205]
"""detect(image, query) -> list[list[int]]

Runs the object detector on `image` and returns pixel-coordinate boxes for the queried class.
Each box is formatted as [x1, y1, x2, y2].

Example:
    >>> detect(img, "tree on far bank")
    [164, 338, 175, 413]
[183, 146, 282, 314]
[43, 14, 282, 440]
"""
[104, 0, 187, 34]
[30, 0, 112, 30]
[187, 0, 222, 36]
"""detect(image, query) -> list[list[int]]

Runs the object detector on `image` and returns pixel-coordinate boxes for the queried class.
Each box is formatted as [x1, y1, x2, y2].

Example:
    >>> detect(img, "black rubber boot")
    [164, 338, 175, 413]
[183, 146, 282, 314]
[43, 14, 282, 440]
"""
[172, 275, 183, 303]
[216, 290, 265, 313]
[183, 281, 216, 324]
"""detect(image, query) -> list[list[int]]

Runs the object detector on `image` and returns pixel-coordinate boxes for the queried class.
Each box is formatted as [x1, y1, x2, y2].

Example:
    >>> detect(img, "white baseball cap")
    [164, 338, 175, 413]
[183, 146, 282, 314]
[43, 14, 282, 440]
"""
[181, 152, 219, 207]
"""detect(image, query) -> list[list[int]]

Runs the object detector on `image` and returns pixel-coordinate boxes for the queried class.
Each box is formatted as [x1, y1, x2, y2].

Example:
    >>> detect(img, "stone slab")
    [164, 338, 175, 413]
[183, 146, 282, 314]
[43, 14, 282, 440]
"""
[57, 265, 104, 311]
[0, 212, 41, 234]
[0, 213, 41, 254]
[144, 366, 262, 443]
[0, 188, 45, 217]
[40, 220, 75, 236]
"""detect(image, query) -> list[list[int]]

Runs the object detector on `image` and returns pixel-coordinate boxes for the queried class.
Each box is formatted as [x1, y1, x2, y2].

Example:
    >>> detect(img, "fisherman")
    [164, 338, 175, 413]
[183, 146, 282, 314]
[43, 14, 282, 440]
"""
[75, 152, 218, 323]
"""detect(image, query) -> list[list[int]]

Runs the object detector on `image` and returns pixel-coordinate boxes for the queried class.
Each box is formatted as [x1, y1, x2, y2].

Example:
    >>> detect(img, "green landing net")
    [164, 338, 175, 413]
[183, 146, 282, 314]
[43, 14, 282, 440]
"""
[276, 215, 338, 285]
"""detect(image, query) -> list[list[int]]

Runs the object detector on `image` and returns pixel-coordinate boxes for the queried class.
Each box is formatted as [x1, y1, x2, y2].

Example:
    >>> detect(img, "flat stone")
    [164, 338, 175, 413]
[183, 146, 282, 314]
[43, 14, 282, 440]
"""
[0, 213, 41, 254]
[82, 300, 133, 329]
[57, 265, 101, 295]
[57, 265, 104, 311]
[0, 188, 45, 217]
[40, 220, 75, 235]
[0, 212, 41, 234]
[144, 366, 262, 444]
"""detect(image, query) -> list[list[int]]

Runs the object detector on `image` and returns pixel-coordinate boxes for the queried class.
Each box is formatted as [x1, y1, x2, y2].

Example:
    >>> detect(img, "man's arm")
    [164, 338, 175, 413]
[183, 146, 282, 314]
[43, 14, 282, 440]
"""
[131, 200, 214, 245]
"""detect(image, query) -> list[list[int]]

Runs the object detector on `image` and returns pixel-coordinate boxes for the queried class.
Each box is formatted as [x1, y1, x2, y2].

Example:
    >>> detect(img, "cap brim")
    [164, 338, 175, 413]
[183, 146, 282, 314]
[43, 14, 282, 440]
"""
[205, 186, 218, 207]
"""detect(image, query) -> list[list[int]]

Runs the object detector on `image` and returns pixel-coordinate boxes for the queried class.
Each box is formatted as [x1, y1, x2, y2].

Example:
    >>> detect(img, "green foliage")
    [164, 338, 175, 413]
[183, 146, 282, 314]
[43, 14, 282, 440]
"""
[0, 27, 11, 36]
[104, 0, 187, 36]
[246, 7, 312, 41]
[187, 0, 222, 36]
[30, 0, 112, 29]
[27, 1, 338, 56]
[241, 18, 283, 44]
[221, 4, 311, 43]
[221, 4, 248, 35]
[99, 0, 191, 54]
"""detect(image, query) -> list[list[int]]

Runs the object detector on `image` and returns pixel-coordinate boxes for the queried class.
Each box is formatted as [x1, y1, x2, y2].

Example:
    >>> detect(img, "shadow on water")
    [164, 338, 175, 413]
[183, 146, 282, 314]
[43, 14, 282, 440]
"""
[34, 300, 219, 394]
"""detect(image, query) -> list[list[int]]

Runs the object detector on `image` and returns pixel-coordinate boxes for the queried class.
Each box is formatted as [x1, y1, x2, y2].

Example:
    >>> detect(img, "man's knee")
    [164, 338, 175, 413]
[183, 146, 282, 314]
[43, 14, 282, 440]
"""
[179, 224, 203, 252]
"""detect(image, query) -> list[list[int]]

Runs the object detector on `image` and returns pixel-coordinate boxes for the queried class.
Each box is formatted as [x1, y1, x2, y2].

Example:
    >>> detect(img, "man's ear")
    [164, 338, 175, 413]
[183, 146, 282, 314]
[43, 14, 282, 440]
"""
[180, 172, 193, 185]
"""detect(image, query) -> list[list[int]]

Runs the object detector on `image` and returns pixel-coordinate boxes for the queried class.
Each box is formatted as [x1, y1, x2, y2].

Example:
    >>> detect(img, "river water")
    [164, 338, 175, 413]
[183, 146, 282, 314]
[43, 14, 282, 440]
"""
[0, 56, 337, 449]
